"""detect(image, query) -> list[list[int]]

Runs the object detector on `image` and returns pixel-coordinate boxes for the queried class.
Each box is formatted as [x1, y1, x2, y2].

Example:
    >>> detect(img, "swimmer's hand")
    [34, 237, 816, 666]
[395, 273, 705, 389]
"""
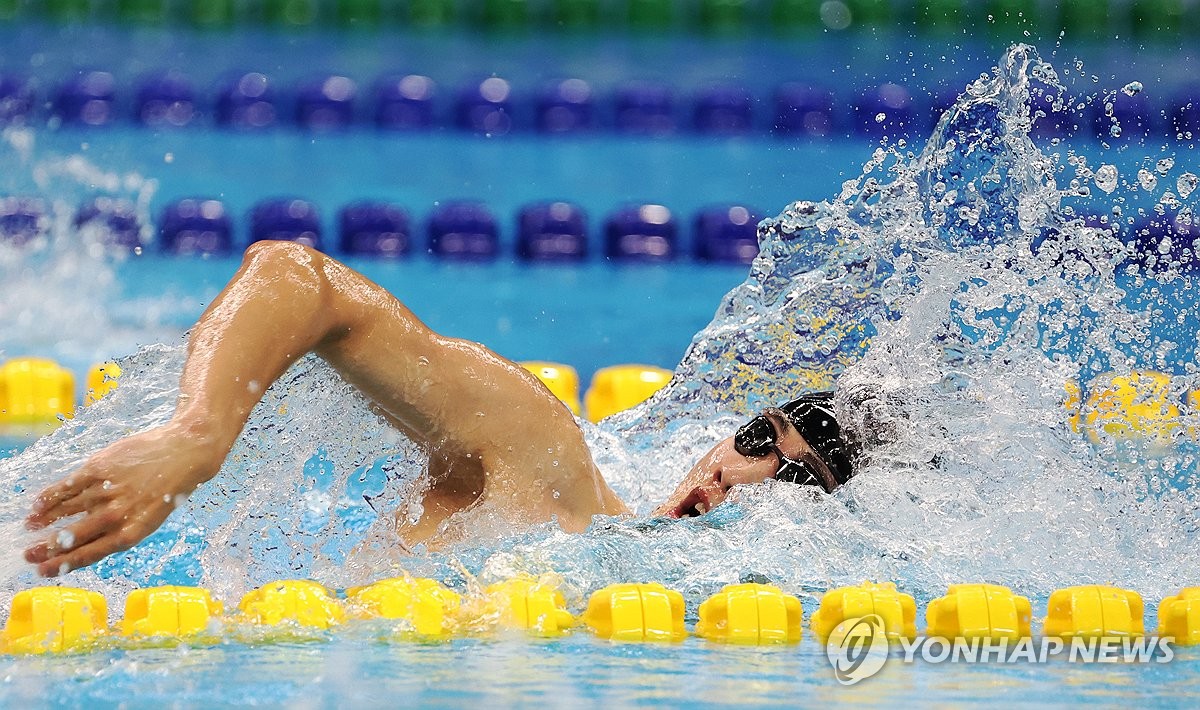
[23, 423, 222, 577]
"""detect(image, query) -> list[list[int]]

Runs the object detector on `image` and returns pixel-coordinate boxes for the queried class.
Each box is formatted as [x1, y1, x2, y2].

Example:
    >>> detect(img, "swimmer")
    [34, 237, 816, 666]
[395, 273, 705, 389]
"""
[22, 242, 857, 577]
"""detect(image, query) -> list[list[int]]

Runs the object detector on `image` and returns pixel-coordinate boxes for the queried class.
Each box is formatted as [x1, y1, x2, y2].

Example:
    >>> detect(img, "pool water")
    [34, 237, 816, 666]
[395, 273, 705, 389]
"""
[1, 632, 1198, 708]
[1, 17, 1200, 710]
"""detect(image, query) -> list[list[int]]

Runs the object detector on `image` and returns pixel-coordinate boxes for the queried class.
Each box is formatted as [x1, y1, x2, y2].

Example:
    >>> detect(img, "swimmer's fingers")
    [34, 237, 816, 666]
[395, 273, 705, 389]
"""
[23, 504, 133, 577]
[26, 468, 109, 529]
[32, 537, 120, 579]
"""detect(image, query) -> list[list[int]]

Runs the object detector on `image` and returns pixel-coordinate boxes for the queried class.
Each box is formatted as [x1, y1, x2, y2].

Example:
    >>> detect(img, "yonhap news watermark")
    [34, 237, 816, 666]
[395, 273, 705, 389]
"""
[828, 614, 1176, 686]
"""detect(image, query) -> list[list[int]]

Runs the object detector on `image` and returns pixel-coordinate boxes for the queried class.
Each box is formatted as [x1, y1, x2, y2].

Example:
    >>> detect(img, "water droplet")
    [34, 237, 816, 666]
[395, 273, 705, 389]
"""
[1095, 164, 1119, 193]
[1177, 172, 1198, 199]
[1157, 157, 1175, 176]
[1122, 81, 1144, 97]
[55, 529, 75, 549]
[875, 112, 887, 123]
[1138, 168, 1158, 192]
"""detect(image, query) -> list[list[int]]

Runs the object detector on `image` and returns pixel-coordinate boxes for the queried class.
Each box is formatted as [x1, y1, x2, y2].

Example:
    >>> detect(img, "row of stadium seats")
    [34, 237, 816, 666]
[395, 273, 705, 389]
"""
[4, 70, 1197, 140]
[3, 0, 1191, 38]
[0, 357, 670, 430]
[1, 196, 765, 263]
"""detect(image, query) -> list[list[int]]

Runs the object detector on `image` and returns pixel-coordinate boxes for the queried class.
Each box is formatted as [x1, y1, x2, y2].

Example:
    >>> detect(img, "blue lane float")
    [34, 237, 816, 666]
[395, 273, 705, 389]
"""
[427, 200, 499, 260]
[249, 198, 322, 249]
[135, 70, 197, 128]
[54, 70, 117, 127]
[517, 201, 589, 262]
[604, 203, 677, 262]
[160, 198, 234, 256]
[535, 78, 595, 134]
[374, 74, 436, 130]
[0, 68, 1195, 141]
[339, 201, 412, 257]
[215, 71, 279, 130]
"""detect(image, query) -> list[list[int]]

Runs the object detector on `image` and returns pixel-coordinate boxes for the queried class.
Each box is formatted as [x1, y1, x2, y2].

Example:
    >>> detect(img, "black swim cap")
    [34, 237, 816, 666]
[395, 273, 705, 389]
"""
[780, 392, 855, 488]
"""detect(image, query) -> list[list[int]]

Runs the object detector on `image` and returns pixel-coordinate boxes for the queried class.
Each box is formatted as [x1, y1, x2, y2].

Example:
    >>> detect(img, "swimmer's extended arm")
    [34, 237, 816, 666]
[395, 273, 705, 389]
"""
[25, 241, 623, 577]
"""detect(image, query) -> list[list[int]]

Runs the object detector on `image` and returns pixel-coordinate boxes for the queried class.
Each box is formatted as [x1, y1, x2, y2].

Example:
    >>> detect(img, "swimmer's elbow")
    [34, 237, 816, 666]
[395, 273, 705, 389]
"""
[241, 240, 325, 274]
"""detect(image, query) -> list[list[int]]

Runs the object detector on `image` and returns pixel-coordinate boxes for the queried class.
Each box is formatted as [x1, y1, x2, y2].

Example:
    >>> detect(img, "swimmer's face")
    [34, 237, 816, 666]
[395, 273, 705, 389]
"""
[652, 412, 829, 518]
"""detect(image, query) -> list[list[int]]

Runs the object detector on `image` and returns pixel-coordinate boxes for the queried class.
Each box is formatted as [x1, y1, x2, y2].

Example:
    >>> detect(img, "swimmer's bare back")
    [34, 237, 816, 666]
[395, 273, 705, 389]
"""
[24, 241, 629, 577]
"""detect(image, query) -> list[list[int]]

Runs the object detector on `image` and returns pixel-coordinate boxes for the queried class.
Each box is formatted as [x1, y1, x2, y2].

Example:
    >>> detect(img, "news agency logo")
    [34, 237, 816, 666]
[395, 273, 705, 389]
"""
[826, 617, 1177, 685]
[827, 614, 889, 686]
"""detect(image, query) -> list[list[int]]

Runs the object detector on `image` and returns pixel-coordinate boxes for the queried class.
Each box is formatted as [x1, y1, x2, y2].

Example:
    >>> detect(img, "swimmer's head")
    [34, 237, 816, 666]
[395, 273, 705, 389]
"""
[653, 391, 858, 519]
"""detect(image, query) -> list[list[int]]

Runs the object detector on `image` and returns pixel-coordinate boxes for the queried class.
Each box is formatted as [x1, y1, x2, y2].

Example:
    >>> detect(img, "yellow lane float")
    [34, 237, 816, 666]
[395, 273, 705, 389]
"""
[1064, 380, 1082, 433]
[811, 581, 917, 643]
[584, 364, 672, 422]
[521, 361, 581, 415]
[485, 576, 575, 637]
[695, 583, 803, 645]
[121, 586, 222, 639]
[1, 587, 107, 654]
[1082, 371, 1180, 447]
[346, 577, 461, 637]
[238, 580, 345, 629]
[1157, 587, 1200, 646]
[925, 583, 1031, 641]
[1043, 585, 1144, 640]
[0, 357, 75, 427]
[582, 582, 686, 642]
[84, 361, 122, 405]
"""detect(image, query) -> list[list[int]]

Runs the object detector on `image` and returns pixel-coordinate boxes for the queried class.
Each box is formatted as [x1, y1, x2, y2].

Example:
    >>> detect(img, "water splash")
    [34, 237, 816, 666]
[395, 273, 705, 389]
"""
[1, 45, 1197, 611]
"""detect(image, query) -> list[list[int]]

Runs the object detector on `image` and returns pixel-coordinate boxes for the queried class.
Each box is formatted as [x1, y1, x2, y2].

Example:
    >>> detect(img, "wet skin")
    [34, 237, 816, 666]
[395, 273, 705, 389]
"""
[651, 412, 836, 519]
[22, 242, 825, 577]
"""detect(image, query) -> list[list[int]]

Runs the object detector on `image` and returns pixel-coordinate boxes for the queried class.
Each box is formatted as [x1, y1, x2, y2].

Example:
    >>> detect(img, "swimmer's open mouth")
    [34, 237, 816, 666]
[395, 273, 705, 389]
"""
[672, 489, 712, 519]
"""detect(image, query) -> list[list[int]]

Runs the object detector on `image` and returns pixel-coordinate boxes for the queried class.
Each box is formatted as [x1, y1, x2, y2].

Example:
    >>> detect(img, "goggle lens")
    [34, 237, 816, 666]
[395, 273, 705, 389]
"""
[734, 416, 775, 458]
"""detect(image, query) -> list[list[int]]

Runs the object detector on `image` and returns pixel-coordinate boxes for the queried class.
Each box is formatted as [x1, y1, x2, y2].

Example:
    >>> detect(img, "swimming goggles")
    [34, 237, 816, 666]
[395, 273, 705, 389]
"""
[733, 412, 837, 492]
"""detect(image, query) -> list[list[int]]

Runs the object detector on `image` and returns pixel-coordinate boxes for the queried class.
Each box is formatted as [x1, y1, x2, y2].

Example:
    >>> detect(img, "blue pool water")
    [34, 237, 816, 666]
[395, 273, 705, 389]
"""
[2, 20, 1200, 708]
